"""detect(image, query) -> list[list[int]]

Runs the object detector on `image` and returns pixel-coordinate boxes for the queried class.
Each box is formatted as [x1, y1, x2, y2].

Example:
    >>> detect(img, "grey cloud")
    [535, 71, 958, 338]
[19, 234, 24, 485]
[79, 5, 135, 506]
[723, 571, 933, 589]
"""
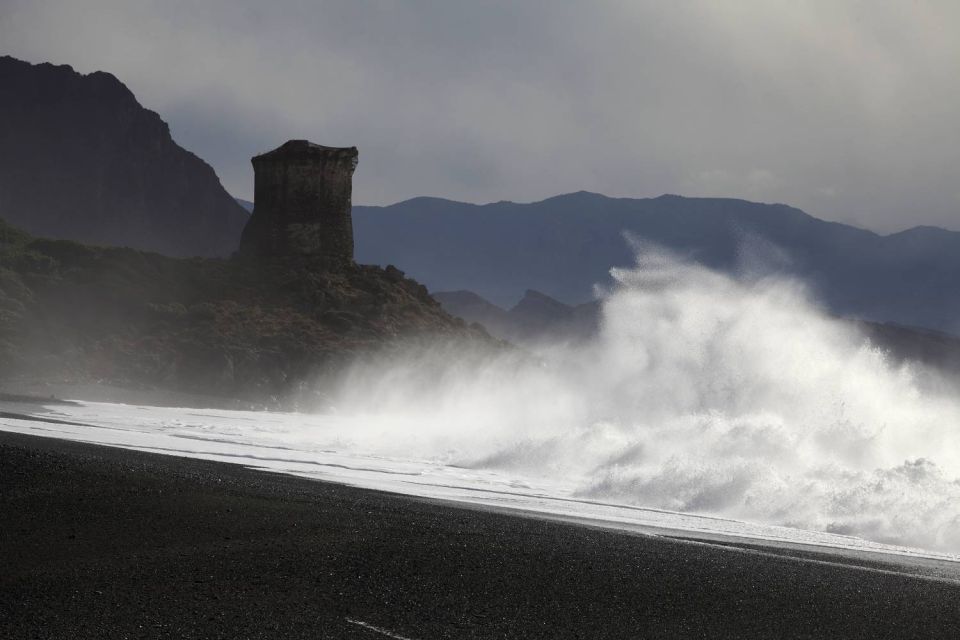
[1, 0, 958, 231]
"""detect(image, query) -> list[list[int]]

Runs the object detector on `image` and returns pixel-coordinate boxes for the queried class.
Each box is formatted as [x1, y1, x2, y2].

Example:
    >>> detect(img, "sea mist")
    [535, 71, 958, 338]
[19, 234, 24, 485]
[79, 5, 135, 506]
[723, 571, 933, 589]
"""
[325, 247, 960, 552]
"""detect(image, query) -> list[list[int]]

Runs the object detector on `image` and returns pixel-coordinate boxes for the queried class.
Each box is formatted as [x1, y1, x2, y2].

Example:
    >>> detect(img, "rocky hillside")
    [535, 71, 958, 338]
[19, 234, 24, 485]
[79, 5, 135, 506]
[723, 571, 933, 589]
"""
[0, 56, 248, 257]
[0, 218, 488, 405]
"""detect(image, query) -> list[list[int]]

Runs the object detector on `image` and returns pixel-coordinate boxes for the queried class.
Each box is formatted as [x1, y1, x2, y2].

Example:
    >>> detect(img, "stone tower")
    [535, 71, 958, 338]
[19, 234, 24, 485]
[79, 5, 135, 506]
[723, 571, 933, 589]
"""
[239, 140, 358, 268]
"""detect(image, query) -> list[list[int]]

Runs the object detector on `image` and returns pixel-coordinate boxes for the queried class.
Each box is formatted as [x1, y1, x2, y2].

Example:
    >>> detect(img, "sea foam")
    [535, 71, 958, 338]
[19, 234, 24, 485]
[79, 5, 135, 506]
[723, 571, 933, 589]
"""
[330, 248, 960, 551]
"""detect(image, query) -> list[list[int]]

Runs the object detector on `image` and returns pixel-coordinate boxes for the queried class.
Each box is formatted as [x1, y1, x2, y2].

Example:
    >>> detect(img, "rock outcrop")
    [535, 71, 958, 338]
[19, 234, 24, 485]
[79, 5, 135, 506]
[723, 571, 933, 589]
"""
[0, 56, 248, 257]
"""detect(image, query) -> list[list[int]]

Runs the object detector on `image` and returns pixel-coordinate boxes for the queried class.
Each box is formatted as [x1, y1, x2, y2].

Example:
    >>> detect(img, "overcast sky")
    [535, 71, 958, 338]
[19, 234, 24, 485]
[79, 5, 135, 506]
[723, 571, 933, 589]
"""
[2, 1, 959, 232]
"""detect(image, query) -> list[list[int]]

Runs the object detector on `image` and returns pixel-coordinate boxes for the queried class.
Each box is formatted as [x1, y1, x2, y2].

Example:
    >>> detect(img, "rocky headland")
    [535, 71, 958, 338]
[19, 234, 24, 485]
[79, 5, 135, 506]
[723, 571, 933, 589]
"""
[0, 215, 490, 406]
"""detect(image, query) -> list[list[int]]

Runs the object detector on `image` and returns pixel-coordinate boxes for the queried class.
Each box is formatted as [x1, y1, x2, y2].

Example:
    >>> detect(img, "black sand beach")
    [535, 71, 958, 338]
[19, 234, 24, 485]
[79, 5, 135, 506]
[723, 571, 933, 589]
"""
[2, 430, 960, 639]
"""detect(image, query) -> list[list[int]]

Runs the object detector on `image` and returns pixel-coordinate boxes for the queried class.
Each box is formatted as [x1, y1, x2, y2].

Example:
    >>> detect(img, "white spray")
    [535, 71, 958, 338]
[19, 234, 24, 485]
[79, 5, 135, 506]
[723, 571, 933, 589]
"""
[330, 248, 960, 551]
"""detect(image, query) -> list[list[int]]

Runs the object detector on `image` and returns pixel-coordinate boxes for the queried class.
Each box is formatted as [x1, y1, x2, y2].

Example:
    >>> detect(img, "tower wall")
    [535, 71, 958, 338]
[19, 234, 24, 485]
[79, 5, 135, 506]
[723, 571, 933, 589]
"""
[239, 140, 358, 267]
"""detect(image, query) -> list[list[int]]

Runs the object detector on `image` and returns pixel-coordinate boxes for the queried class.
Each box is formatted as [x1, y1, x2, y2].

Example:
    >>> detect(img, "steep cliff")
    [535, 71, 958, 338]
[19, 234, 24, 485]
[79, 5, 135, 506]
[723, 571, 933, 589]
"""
[0, 56, 248, 257]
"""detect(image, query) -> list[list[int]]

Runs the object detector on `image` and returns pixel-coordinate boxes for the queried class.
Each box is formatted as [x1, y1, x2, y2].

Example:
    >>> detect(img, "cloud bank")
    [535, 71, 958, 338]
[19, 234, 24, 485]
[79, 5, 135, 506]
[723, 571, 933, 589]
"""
[2, 0, 959, 231]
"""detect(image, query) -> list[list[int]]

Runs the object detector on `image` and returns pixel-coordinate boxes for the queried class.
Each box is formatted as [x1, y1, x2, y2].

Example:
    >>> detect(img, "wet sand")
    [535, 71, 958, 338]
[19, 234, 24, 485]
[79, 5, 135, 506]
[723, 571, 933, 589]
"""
[2, 430, 960, 639]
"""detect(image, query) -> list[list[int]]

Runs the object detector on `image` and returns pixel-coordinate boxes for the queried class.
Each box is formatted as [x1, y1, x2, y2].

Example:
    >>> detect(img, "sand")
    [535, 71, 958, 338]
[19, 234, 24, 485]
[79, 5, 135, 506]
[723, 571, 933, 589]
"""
[2, 430, 959, 639]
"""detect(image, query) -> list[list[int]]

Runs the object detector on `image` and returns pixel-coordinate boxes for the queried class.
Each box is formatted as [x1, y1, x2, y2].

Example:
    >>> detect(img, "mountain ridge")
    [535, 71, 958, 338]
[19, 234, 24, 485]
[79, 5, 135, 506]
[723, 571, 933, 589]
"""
[0, 55, 248, 257]
[352, 192, 960, 333]
[361, 190, 959, 238]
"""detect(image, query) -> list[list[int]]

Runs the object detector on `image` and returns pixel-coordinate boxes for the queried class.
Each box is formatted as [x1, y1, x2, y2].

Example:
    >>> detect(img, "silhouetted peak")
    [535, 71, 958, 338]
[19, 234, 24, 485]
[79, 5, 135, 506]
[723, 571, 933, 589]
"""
[512, 290, 573, 315]
[539, 191, 610, 205]
[0, 55, 70, 72]
[84, 69, 134, 96]
[889, 225, 956, 239]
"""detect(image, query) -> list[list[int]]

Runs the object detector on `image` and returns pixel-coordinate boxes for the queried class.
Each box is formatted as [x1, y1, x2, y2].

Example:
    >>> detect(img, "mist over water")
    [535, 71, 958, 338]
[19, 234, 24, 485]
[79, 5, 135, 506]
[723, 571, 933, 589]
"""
[328, 249, 960, 552]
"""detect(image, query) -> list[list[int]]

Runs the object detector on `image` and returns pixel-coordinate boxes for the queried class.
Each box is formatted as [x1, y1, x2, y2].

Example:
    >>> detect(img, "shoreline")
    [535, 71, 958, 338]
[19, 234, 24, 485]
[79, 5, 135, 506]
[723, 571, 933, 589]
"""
[3, 430, 960, 638]
[4, 395, 955, 569]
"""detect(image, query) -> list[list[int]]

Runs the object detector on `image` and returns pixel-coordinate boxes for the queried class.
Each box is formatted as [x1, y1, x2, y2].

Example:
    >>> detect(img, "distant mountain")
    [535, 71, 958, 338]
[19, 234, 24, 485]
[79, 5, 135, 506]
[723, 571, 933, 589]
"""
[354, 192, 960, 334]
[431, 290, 513, 336]
[236, 198, 254, 213]
[434, 289, 598, 344]
[0, 56, 248, 257]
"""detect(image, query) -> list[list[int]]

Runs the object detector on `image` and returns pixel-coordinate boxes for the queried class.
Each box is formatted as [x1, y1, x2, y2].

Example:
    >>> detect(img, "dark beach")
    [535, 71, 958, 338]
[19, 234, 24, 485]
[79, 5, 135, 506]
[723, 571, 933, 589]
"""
[2, 430, 960, 639]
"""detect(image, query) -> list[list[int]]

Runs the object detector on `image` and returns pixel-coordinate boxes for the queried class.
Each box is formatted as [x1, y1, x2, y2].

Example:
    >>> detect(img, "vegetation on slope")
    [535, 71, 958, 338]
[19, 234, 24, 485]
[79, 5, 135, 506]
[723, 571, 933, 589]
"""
[0, 217, 488, 404]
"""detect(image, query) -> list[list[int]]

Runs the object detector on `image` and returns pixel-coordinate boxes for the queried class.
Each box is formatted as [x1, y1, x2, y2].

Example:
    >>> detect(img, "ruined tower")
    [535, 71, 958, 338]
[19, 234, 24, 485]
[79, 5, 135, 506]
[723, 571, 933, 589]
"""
[239, 140, 358, 268]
